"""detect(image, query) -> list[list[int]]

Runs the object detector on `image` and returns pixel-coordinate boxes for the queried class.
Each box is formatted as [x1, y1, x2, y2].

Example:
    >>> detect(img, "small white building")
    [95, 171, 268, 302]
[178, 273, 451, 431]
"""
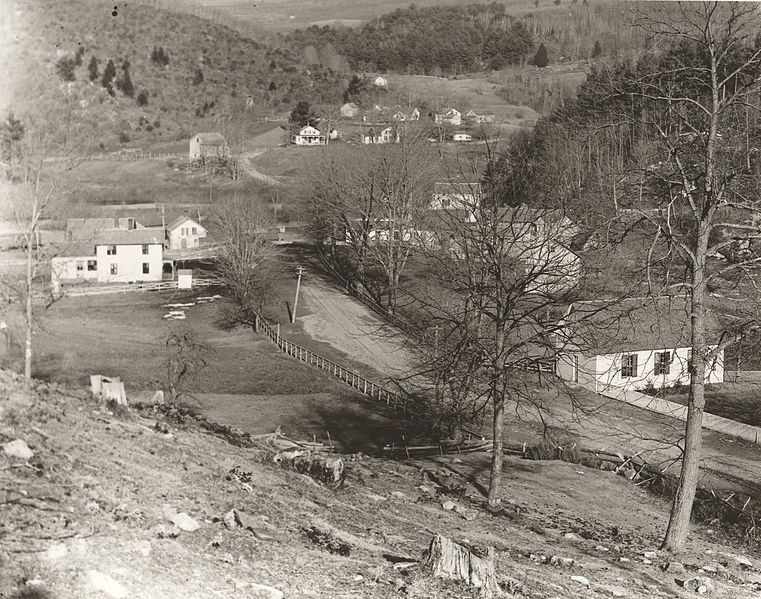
[431, 182, 482, 210]
[392, 108, 420, 122]
[292, 125, 326, 146]
[556, 297, 725, 392]
[434, 108, 462, 126]
[465, 109, 495, 124]
[452, 132, 472, 142]
[373, 75, 388, 87]
[166, 215, 207, 250]
[189, 132, 229, 162]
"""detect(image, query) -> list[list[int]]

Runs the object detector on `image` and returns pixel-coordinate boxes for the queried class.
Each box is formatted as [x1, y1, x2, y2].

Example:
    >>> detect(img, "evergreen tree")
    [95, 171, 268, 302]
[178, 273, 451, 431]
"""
[101, 59, 116, 95]
[55, 56, 76, 81]
[532, 43, 549, 67]
[289, 100, 316, 129]
[0, 112, 25, 164]
[88, 55, 99, 81]
[592, 40, 602, 58]
[117, 59, 135, 97]
[74, 46, 86, 66]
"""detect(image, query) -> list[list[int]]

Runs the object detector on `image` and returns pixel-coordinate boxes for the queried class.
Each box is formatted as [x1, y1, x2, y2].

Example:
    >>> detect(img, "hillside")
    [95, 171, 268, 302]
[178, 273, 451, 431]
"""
[0, 0, 344, 151]
[3, 369, 761, 598]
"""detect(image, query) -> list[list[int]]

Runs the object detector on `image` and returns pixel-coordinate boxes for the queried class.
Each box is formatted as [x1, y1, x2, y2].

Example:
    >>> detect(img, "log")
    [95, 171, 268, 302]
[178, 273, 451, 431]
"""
[422, 534, 498, 596]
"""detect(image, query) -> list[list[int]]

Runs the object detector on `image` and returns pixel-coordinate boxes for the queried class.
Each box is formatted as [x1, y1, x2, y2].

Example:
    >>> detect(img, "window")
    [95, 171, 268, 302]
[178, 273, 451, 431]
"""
[191, 227, 197, 235]
[142, 263, 150, 274]
[654, 351, 671, 376]
[76, 261, 84, 271]
[110, 264, 118, 275]
[106, 245, 116, 255]
[87, 260, 97, 271]
[621, 353, 638, 378]
[142, 244, 149, 255]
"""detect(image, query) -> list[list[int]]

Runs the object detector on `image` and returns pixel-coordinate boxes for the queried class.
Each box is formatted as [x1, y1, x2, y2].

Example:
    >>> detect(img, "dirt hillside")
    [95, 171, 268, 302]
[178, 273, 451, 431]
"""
[2, 369, 761, 598]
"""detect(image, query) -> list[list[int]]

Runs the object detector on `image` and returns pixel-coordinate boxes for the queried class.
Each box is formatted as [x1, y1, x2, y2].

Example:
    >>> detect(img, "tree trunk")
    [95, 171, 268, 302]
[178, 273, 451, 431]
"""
[662, 229, 709, 551]
[24, 231, 33, 386]
[487, 374, 505, 508]
[423, 534, 498, 596]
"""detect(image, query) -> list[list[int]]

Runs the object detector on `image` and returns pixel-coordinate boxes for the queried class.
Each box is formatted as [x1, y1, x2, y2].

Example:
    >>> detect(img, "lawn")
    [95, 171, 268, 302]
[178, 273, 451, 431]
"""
[657, 382, 761, 428]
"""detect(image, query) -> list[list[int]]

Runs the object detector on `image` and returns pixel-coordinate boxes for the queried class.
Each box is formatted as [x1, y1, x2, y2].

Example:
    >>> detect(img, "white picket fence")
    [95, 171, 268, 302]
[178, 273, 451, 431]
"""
[60, 277, 222, 298]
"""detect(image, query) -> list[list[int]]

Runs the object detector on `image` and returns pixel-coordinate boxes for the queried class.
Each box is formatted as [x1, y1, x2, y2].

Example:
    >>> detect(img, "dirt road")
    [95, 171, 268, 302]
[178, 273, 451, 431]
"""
[292, 267, 761, 495]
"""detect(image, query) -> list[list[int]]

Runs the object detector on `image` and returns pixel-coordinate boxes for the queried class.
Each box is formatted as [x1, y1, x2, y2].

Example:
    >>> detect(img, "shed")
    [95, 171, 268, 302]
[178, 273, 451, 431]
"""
[189, 132, 229, 161]
[177, 269, 193, 289]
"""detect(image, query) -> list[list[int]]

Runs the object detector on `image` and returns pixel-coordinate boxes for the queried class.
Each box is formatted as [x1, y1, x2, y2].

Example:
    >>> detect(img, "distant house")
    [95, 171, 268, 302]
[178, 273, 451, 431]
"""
[166, 215, 207, 251]
[340, 102, 360, 118]
[51, 228, 165, 291]
[452, 132, 472, 142]
[373, 75, 388, 87]
[361, 126, 399, 145]
[434, 108, 462, 126]
[465, 109, 495, 124]
[556, 297, 725, 390]
[292, 125, 326, 146]
[431, 182, 482, 210]
[392, 108, 420, 122]
[66, 217, 140, 241]
[189, 132, 229, 162]
[497, 206, 580, 244]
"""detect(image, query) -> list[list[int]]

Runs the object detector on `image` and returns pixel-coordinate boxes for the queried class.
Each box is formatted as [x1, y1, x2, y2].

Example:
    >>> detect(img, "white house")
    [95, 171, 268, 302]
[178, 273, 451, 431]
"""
[498, 206, 580, 244]
[392, 108, 420, 122]
[292, 125, 326, 146]
[556, 297, 725, 392]
[431, 182, 482, 210]
[434, 108, 462, 126]
[361, 126, 399, 145]
[51, 229, 164, 292]
[465, 109, 495, 124]
[189, 132, 229, 162]
[340, 102, 360, 118]
[166, 215, 207, 250]
[373, 75, 388, 87]
[452, 132, 472, 142]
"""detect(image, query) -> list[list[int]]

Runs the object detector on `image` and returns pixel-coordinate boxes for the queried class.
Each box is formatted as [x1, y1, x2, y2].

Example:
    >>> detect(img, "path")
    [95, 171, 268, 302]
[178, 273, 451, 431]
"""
[292, 266, 761, 496]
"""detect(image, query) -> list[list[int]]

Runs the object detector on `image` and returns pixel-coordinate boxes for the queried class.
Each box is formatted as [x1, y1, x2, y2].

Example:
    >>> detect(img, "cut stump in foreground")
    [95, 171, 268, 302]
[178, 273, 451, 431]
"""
[423, 534, 499, 596]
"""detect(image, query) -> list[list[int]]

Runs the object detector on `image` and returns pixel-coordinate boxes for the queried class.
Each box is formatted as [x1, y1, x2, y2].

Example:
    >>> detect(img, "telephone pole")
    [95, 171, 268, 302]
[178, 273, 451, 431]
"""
[291, 266, 305, 324]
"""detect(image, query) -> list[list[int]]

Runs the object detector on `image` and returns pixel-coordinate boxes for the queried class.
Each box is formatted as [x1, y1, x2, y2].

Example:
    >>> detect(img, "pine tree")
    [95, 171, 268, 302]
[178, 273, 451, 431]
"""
[116, 59, 135, 97]
[55, 57, 76, 81]
[532, 43, 549, 68]
[592, 40, 602, 58]
[74, 46, 86, 66]
[88, 56, 99, 81]
[101, 59, 116, 95]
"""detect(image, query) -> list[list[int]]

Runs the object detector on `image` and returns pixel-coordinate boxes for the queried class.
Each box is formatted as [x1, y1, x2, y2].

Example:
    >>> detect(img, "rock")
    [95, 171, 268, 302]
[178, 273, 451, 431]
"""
[549, 555, 575, 567]
[171, 512, 200, 532]
[364, 493, 386, 502]
[3, 439, 34, 460]
[390, 491, 407, 500]
[682, 577, 713, 594]
[162, 504, 178, 521]
[643, 551, 658, 559]
[601, 585, 628, 598]
[442, 501, 456, 511]
[86, 570, 128, 599]
[619, 557, 630, 563]
[249, 582, 283, 599]
[570, 575, 590, 587]
[223, 509, 237, 530]
[134, 540, 152, 557]
[151, 390, 164, 404]
[664, 561, 686, 575]
[417, 484, 437, 496]
[595, 545, 609, 552]
[700, 563, 727, 574]
[734, 555, 754, 570]
[563, 532, 582, 542]
[642, 559, 653, 565]
[451, 457, 463, 464]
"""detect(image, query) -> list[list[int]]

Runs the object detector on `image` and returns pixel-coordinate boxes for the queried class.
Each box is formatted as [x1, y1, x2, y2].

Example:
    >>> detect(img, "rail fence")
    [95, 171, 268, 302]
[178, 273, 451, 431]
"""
[254, 312, 411, 414]
[89, 152, 185, 162]
[59, 277, 222, 298]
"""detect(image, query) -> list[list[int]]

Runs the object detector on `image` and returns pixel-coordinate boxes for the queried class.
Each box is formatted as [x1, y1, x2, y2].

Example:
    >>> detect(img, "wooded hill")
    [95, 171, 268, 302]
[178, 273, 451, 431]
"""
[1, 0, 346, 151]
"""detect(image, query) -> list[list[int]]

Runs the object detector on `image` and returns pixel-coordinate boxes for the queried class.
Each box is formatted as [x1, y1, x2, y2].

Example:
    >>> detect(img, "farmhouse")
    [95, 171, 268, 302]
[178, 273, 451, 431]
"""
[452, 131, 472, 142]
[434, 108, 462, 126]
[340, 102, 360, 118]
[292, 125, 326, 146]
[498, 206, 580, 244]
[67, 217, 141, 240]
[465, 109, 495, 124]
[392, 108, 420, 122]
[51, 229, 165, 292]
[556, 297, 725, 391]
[189, 132, 229, 162]
[361, 126, 399, 145]
[166, 215, 206, 250]
[431, 182, 482, 210]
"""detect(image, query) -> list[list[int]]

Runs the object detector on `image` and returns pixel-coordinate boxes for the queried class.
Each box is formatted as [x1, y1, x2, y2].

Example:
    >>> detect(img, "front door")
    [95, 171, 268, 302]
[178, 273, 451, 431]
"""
[181, 238, 187, 249]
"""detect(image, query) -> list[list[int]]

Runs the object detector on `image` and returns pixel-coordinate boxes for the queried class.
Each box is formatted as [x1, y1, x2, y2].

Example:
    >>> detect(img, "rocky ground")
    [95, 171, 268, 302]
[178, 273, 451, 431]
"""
[2, 369, 761, 599]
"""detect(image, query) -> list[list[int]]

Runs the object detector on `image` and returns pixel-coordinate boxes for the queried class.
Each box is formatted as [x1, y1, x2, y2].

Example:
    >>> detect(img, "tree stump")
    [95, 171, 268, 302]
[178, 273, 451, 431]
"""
[273, 450, 345, 486]
[423, 534, 499, 596]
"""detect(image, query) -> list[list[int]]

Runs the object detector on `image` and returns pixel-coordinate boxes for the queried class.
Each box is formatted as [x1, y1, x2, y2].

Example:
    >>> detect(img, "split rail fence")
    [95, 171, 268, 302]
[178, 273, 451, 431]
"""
[254, 313, 411, 414]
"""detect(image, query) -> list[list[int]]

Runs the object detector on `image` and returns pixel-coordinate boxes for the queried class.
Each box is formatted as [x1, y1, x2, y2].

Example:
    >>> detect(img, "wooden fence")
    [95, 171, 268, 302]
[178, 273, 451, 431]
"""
[89, 152, 185, 162]
[60, 277, 222, 298]
[254, 312, 411, 414]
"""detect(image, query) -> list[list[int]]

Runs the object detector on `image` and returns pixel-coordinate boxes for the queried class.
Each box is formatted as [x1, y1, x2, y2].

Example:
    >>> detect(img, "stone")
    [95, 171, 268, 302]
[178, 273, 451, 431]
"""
[417, 484, 437, 496]
[619, 557, 630, 563]
[223, 509, 237, 529]
[643, 551, 658, 559]
[442, 501, 456, 511]
[735, 555, 754, 570]
[390, 491, 407, 500]
[570, 575, 590, 587]
[601, 585, 628, 598]
[162, 504, 178, 521]
[171, 512, 200, 532]
[364, 493, 386, 502]
[86, 570, 128, 599]
[682, 577, 713, 594]
[596, 545, 609, 552]
[664, 562, 686, 575]
[3, 439, 34, 460]
[249, 582, 284, 599]
[549, 555, 575, 567]
[151, 390, 165, 404]
[563, 532, 583, 542]
[135, 540, 152, 557]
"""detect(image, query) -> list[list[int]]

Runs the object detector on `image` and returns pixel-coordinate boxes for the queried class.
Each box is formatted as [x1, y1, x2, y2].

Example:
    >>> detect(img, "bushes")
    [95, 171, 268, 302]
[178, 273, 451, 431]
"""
[55, 56, 76, 81]
[136, 90, 149, 106]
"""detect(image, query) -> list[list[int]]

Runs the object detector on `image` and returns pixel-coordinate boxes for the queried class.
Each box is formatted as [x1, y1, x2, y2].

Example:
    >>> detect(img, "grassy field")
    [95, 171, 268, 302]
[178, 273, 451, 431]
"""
[657, 382, 761, 428]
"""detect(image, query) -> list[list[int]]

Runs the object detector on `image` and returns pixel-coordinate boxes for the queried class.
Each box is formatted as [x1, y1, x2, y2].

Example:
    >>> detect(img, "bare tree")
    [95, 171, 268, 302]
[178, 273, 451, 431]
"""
[212, 195, 277, 319]
[586, 1, 761, 550]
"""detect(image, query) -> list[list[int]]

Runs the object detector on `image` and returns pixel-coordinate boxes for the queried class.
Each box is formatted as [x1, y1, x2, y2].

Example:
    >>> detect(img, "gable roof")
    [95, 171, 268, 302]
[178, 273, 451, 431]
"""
[563, 296, 722, 354]
[194, 132, 226, 145]
[52, 243, 97, 258]
[167, 215, 204, 232]
[94, 229, 164, 246]
[297, 125, 323, 136]
[433, 182, 482, 195]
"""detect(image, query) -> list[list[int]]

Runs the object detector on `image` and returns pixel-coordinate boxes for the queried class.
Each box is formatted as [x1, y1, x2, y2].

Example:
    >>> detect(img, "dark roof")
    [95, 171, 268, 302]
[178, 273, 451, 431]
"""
[93, 229, 164, 246]
[564, 296, 722, 354]
[52, 243, 96, 258]
[433, 182, 482, 195]
[166, 215, 203, 232]
[194, 132, 226, 145]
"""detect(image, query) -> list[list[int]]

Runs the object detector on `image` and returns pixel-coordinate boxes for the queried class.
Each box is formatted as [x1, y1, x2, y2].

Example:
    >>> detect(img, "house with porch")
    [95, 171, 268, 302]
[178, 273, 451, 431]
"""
[555, 297, 724, 391]
[434, 108, 462, 126]
[292, 125, 326, 145]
